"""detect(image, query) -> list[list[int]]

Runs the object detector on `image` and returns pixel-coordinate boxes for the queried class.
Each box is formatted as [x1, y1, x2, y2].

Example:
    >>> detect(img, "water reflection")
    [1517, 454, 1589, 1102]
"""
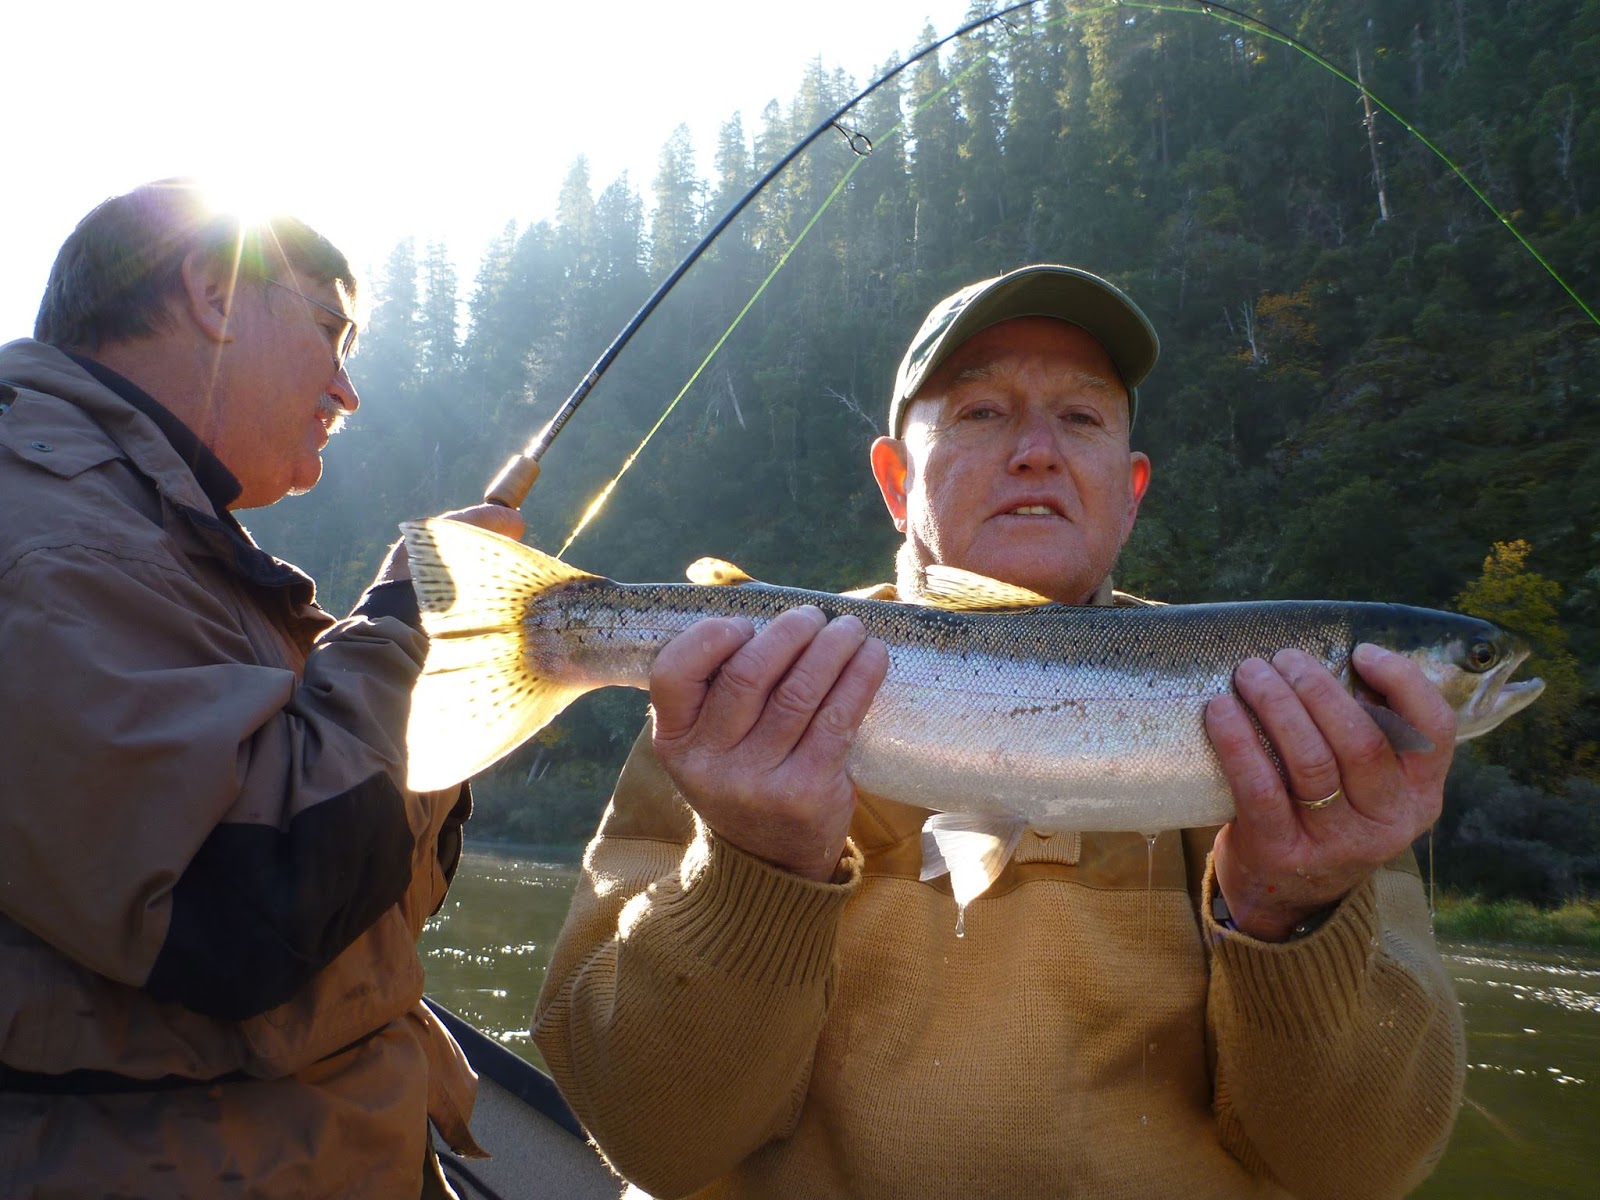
[1414, 945, 1597, 1199]
[423, 847, 1600, 1197]
[419, 849, 584, 1065]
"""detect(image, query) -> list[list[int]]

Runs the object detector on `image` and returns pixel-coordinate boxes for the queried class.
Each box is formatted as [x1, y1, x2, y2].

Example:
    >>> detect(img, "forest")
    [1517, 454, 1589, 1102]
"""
[246, 0, 1600, 902]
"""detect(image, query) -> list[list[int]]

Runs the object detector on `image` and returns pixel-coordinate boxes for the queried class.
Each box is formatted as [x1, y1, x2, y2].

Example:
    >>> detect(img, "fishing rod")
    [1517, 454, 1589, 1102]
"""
[482, 0, 1043, 509]
[488, 0, 1597, 527]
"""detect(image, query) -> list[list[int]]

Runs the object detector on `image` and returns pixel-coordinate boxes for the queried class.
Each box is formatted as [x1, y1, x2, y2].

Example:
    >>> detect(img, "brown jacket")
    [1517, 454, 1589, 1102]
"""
[0, 340, 478, 1197]
[535, 599, 1466, 1199]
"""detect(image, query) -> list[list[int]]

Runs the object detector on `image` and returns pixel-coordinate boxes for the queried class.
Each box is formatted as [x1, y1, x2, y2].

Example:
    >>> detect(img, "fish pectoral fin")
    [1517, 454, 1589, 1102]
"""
[685, 557, 757, 586]
[919, 813, 1028, 921]
[400, 519, 599, 792]
[917, 565, 1055, 611]
[1355, 696, 1436, 754]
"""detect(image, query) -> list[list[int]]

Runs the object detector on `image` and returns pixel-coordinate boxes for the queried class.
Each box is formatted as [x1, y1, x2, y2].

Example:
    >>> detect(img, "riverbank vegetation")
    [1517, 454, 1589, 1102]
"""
[249, 0, 1599, 903]
[1434, 893, 1600, 953]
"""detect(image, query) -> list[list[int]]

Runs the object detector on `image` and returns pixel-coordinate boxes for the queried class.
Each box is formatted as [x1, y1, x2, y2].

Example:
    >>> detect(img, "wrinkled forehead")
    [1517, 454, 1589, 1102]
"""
[902, 318, 1131, 429]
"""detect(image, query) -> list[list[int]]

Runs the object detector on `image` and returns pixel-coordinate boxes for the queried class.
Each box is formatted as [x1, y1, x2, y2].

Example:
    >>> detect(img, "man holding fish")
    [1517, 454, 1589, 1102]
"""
[0, 181, 520, 1197]
[530, 265, 1479, 1197]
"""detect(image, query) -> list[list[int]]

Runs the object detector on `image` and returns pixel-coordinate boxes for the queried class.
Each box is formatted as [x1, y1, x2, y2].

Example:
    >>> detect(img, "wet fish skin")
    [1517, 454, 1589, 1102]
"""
[400, 519, 1544, 911]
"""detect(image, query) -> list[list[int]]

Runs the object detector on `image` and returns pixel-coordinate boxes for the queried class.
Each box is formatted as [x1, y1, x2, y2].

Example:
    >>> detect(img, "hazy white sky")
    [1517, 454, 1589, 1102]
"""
[3, 0, 977, 337]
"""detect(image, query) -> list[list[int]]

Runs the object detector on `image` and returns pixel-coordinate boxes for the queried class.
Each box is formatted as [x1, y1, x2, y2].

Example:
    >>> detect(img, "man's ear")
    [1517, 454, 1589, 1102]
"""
[1124, 451, 1152, 540]
[870, 436, 910, 532]
[179, 250, 237, 345]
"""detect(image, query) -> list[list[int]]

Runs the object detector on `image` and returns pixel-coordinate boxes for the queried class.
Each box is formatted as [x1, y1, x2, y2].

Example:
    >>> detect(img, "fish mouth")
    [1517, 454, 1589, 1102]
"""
[1457, 647, 1545, 741]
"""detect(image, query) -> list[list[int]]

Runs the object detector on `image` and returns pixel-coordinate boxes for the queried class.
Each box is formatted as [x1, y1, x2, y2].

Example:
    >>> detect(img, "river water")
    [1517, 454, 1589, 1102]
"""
[421, 846, 1600, 1198]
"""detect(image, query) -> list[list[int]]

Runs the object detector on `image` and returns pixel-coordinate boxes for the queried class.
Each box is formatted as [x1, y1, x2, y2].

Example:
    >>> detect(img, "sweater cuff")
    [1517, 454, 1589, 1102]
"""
[1202, 856, 1382, 1041]
[350, 577, 422, 630]
[662, 825, 862, 989]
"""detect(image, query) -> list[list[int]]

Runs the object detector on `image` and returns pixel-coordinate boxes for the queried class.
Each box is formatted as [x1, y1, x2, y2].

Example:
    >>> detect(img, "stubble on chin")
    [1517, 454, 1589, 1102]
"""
[893, 539, 933, 603]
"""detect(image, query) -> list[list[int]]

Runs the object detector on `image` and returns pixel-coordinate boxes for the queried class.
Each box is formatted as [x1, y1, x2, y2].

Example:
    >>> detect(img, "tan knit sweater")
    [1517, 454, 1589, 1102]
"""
[534, 727, 1465, 1200]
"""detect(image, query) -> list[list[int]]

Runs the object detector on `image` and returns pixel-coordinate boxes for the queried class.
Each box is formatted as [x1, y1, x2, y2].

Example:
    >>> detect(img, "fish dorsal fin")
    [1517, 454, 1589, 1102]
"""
[842, 582, 898, 601]
[685, 557, 757, 586]
[919, 813, 1028, 936]
[400, 519, 599, 793]
[918, 565, 1055, 611]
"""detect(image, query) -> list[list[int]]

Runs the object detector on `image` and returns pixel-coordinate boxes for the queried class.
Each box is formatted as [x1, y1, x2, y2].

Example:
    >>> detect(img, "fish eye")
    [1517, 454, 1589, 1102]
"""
[1466, 639, 1498, 672]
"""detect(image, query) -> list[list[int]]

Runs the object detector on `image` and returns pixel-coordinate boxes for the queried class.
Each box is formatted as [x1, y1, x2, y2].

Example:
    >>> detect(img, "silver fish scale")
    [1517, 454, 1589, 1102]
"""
[850, 601, 1361, 831]
[531, 580, 1470, 834]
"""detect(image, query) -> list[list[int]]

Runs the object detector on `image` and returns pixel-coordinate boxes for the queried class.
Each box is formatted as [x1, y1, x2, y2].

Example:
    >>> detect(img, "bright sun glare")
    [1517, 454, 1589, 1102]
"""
[192, 173, 297, 231]
[6, 0, 976, 341]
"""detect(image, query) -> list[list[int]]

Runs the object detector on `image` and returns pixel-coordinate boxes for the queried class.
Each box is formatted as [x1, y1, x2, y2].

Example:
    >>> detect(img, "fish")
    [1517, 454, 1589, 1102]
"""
[399, 518, 1545, 918]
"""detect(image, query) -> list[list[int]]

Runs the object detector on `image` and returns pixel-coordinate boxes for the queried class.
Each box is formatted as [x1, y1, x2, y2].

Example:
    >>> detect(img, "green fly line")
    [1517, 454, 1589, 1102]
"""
[559, 0, 1595, 557]
[1129, 0, 1599, 327]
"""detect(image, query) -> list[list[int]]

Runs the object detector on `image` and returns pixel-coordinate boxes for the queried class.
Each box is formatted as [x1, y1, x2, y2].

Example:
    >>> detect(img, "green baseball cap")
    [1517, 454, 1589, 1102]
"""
[888, 264, 1160, 437]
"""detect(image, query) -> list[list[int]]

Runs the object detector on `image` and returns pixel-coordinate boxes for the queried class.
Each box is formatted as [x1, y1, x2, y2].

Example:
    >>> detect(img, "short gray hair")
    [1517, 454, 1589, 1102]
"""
[34, 178, 357, 351]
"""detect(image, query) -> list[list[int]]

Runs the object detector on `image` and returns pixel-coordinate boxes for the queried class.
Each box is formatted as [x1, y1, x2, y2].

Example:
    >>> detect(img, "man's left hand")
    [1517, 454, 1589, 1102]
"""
[375, 503, 528, 584]
[1204, 643, 1458, 942]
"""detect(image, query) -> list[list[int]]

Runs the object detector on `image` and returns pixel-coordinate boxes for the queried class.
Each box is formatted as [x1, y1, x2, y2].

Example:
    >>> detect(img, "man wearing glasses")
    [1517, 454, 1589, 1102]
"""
[0, 179, 520, 1197]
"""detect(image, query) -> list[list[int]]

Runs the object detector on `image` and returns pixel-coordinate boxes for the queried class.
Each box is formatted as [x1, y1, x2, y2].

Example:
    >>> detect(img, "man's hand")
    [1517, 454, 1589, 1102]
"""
[649, 607, 890, 882]
[375, 503, 528, 584]
[1204, 643, 1457, 942]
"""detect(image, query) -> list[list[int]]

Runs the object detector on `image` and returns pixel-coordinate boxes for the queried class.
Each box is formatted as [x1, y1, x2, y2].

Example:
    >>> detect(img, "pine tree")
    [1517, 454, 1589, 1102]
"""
[557, 157, 598, 290]
[952, 2, 1007, 239]
[650, 124, 704, 278]
[906, 24, 964, 280]
[419, 241, 459, 379]
[357, 239, 421, 399]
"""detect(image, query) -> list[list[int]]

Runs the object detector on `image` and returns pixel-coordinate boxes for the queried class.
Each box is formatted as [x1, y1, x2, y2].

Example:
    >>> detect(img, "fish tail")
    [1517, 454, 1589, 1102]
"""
[400, 518, 598, 792]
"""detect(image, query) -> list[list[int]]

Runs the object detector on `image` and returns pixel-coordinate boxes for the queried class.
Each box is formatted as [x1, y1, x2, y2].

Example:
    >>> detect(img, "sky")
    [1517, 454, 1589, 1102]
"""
[3, 0, 977, 338]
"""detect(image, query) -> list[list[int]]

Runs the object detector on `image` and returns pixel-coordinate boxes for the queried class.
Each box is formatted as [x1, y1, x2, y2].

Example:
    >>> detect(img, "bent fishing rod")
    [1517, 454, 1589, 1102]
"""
[484, 0, 1598, 517]
[481, 0, 1042, 509]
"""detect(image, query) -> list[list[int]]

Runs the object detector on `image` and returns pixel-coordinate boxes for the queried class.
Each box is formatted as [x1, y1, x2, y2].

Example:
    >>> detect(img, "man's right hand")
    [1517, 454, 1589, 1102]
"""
[649, 607, 889, 882]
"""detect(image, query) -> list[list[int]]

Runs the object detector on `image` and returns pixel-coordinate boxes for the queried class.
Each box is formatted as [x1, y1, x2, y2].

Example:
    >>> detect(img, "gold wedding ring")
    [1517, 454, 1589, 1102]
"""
[1295, 786, 1342, 811]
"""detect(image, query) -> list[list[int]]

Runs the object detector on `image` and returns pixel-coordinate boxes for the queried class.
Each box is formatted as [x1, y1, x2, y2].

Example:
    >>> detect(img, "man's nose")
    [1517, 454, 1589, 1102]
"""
[1007, 409, 1063, 472]
[330, 366, 361, 413]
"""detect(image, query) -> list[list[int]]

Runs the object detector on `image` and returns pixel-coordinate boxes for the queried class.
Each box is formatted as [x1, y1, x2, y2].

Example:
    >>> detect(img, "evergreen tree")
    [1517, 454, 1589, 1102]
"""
[650, 124, 703, 278]
[712, 114, 756, 219]
[592, 176, 642, 286]
[419, 241, 460, 380]
[905, 23, 964, 279]
[557, 157, 598, 290]
[357, 239, 421, 399]
[952, 2, 1007, 240]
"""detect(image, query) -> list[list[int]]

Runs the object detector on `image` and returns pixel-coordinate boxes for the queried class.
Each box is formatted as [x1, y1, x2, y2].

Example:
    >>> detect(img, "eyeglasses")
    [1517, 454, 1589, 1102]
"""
[265, 278, 358, 371]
